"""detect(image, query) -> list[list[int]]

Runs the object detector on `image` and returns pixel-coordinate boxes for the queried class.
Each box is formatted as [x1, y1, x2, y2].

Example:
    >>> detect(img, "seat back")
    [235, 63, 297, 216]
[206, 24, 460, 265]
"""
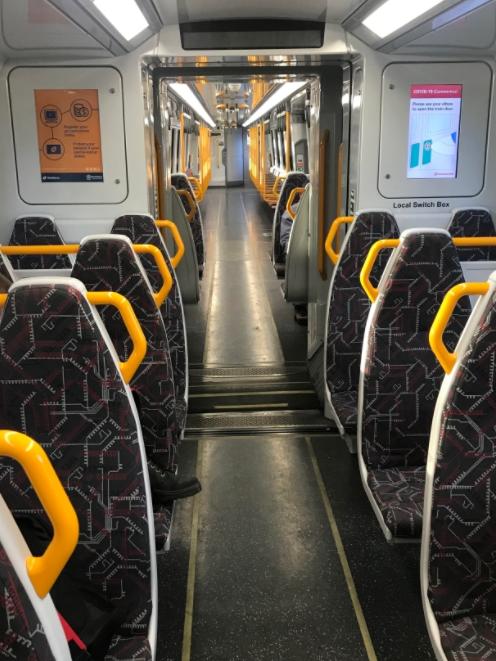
[284, 185, 310, 303]
[8, 216, 72, 269]
[0, 496, 71, 660]
[324, 212, 400, 433]
[447, 208, 496, 260]
[272, 172, 309, 268]
[359, 229, 470, 475]
[171, 173, 205, 268]
[72, 235, 179, 475]
[0, 278, 156, 645]
[112, 214, 188, 413]
[423, 274, 496, 634]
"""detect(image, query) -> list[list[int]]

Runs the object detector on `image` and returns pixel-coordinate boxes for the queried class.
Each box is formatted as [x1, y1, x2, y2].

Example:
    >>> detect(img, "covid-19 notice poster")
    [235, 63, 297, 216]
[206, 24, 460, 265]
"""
[407, 84, 462, 179]
[34, 89, 103, 183]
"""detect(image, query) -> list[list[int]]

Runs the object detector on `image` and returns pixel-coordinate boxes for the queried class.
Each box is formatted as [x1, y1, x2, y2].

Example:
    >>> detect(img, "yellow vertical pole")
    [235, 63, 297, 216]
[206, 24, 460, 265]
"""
[285, 111, 291, 173]
[180, 112, 186, 173]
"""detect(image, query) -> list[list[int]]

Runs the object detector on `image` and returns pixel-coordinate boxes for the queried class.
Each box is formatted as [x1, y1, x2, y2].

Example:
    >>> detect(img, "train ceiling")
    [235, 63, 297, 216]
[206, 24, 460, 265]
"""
[0, 0, 494, 59]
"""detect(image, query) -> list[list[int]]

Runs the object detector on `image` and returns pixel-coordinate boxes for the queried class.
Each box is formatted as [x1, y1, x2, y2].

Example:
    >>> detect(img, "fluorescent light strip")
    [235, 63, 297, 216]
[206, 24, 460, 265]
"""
[362, 0, 445, 39]
[243, 82, 307, 128]
[169, 83, 216, 129]
[93, 0, 149, 41]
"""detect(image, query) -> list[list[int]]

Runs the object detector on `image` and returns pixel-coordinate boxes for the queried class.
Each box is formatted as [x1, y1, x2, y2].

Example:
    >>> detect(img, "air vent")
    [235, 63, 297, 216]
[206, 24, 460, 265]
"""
[180, 19, 324, 50]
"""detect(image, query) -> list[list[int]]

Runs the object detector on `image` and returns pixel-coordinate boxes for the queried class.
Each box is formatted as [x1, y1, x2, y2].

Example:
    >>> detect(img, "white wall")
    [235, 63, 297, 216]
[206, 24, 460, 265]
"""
[0, 46, 152, 243]
[349, 40, 496, 230]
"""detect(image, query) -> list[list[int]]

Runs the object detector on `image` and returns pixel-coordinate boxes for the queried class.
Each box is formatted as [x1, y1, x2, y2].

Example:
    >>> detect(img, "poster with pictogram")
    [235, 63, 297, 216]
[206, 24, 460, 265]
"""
[34, 89, 103, 183]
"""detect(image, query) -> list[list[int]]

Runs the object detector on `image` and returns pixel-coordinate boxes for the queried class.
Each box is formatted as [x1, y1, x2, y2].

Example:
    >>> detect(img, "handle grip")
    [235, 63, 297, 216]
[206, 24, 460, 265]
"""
[429, 282, 490, 373]
[176, 189, 196, 221]
[325, 216, 354, 265]
[0, 430, 79, 598]
[360, 238, 400, 302]
[87, 291, 147, 383]
[286, 187, 306, 220]
[133, 244, 173, 305]
[155, 220, 185, 269]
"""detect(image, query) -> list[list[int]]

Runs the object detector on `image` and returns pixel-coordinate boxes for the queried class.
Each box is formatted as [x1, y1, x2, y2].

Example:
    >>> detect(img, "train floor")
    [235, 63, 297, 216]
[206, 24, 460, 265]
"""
[156, 185, 434, 660]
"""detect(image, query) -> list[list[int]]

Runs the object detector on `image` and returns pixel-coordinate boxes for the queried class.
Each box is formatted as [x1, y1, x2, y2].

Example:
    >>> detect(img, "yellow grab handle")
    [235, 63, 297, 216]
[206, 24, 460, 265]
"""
[176, 189, 196, 221]
[155, 220, 185, 269]
[286, 187, 306, 221]
[188, 177, 202, 200]
[325, 216, 354, 265]
[429, 282, 490, 373]
[360, 236, 496, 304]
[87, 291, 147, 383]
[0, 293, 7, 306]
[1, 245, 78, 255]
[272, 175, 286, 196]
[360, 239, 400, 303]
[133, 244, 173, 306]
[0, 430, 79, 598]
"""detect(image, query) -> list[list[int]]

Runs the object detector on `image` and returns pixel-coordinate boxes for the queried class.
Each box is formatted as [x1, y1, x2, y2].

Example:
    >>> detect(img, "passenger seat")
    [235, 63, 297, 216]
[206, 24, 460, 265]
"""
[8, 216, 72, 269]
[325, 211, 399, 440]
[0, 278, 157, 658]
[112, 214, 189, 433]
[447, 208, 496, 260]
[171, 173, 205, 272]
[423, 272, 496, 661]
[358, 229, 471, 541]
[272, 172, 309, 274]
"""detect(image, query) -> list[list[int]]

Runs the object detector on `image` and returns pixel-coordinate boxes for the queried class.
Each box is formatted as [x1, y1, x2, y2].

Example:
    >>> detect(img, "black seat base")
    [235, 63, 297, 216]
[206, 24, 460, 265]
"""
[368, 466, 425, 539]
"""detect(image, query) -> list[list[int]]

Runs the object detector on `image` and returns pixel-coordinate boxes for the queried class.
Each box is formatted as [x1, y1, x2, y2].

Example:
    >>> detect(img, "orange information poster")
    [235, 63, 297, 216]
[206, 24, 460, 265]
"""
[34, 89, 103, 183]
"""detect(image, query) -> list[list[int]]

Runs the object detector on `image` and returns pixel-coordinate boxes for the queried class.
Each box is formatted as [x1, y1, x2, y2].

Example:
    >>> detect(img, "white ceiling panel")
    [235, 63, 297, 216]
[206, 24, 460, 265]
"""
[0, 0, 108, 55]
[157, 0, 363, 24]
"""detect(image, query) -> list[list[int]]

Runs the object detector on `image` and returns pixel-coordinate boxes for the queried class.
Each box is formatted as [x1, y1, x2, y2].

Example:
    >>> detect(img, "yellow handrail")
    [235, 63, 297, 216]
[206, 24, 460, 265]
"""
[272, 175, 286, 196]
[133, 244, 173, 306]
[155, 220, 185, 269]
[1, 245, 79, 255]
[176, 189, 196, 221]
[360, 238, 400, 302]
[429, 282, 490, 373]
[87, 291, 147, 383]
[324, 216, 354, 265]
[286, 187, 306, 221]
[361, 236, 496, 303]
[0, 430, 79, 598]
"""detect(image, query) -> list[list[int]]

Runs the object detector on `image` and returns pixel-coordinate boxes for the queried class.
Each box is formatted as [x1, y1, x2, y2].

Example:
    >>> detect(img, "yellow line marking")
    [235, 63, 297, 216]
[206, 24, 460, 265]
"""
[305, 437, 378, 661]
[181, 439, 204, 661]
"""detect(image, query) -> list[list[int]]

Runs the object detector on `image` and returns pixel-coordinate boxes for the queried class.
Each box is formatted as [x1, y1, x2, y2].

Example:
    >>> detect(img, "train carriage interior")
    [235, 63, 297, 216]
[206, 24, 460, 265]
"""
[4, 1, 496, 660]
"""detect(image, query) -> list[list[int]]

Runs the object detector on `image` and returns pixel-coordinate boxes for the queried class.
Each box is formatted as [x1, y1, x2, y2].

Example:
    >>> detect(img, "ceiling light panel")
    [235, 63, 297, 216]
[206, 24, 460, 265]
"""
[362, 0, 445, 38]
[169, 83, 216, 128]
[93, 0, 149, 41]
[243, 81, 307, 128]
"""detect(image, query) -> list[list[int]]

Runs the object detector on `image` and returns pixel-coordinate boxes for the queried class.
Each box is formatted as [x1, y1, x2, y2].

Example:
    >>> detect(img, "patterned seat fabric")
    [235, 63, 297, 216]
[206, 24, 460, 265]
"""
[111, 215, 188, 429]
[361, 231, 471, 539]
[171, 173, 205, 268]
[447, 208, 496, 260]
[0, 542, 55, 660]
[0, 280, 153, 647]
[326, 212, 400, 434]
[106, 634, 151, 660]
[439, 616, 496, 661]
[72, 238, 178, 547]
[427, 287, 496, 658]
[272, 172, 309, 266]
[8, 216, 72, 269]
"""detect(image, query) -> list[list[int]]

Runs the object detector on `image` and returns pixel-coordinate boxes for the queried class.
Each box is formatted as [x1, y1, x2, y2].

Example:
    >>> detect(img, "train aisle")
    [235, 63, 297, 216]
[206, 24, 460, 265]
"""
[157, 185, 434, 661]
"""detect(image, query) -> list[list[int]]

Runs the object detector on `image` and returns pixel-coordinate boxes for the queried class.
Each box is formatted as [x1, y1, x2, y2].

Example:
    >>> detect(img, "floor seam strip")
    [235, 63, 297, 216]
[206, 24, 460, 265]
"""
[181, 439, 204, 661]
[305, 436, 378, 661]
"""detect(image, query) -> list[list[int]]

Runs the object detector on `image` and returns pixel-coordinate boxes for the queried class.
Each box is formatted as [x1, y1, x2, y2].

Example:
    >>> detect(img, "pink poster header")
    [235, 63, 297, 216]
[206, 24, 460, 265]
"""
[410, 84, 463, 99]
